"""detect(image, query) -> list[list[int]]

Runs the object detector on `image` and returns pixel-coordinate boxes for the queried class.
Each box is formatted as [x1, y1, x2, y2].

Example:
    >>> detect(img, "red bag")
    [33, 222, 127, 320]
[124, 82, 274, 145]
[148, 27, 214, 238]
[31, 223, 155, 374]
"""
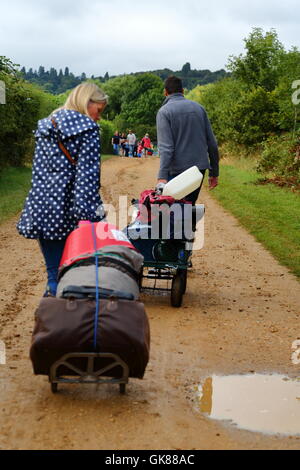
[59, 222, 136, 273]
[137, 190, 191, 224]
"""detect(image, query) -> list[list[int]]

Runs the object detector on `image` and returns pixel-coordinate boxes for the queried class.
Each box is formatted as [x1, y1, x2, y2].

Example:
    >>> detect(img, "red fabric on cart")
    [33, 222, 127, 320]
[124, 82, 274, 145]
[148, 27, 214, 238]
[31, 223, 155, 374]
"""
[59, 222, 136, 271]
[137, 190, 191, 224]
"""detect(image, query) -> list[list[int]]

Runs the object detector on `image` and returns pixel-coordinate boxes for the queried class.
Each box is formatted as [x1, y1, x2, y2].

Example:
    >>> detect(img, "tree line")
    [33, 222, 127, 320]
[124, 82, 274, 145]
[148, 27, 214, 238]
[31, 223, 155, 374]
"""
[20, 63, 229, 95]
[20, 66, 86, 95]
[149, 62, 228, 89]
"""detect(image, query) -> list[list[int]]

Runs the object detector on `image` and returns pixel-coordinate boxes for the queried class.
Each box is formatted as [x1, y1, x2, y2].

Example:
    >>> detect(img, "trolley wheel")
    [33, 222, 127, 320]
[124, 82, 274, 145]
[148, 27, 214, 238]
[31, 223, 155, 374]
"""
[138, 269, 143, 290]
[179, 269, 188, 295]
[51, 383, 58, 394]
[171, 271, 185, 308]
[119, 383, 126, 395]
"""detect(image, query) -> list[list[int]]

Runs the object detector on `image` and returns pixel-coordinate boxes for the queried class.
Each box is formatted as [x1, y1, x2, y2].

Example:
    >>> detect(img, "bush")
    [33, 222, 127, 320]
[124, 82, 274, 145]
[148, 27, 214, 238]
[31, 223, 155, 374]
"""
[0, 64, 59, 170]
[257, 133, 300, 183]
[187, 79, 242, 144]
[230, 87, 279, 146]
[274, 49, 300, 132]
[187, 29, 300, 156]
[187, 79, 280, 146]
[99, 119, 115, 154]
[133, 124, 157, 142]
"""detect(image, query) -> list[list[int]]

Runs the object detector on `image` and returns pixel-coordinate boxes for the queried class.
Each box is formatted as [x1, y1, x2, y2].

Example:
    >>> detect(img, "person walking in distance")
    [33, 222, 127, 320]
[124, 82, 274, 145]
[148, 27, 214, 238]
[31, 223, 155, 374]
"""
[141, 133, 152, 158]
[111, 131, 121, 156]
[156, 76, 219, 204]
[120, 133, 127, 157]
[127, 130, 137, 158]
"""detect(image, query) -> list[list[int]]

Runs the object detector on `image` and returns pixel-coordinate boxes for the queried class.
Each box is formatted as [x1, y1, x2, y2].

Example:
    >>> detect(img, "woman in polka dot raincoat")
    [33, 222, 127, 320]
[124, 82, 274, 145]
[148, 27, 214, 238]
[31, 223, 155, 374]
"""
[17, 83, 108, 296]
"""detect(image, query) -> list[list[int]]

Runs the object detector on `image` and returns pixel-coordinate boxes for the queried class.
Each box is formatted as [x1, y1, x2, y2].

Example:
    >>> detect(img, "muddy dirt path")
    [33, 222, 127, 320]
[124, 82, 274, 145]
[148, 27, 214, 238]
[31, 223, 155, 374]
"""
[0, 157, 299, 450]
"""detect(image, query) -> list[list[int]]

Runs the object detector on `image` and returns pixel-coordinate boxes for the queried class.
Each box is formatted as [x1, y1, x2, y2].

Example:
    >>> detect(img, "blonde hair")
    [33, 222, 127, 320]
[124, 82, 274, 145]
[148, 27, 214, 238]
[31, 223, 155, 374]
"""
[52, 82, 108, 117]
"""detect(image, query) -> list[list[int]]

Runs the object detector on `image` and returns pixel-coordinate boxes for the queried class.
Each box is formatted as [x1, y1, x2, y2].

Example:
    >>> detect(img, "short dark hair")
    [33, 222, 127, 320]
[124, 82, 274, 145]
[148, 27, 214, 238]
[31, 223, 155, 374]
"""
[164, 76, 183, 94]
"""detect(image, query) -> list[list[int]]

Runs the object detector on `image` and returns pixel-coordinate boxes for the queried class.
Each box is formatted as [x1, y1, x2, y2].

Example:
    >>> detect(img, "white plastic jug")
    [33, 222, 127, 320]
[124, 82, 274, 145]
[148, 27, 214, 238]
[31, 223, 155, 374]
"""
[162, 166, 203, 200]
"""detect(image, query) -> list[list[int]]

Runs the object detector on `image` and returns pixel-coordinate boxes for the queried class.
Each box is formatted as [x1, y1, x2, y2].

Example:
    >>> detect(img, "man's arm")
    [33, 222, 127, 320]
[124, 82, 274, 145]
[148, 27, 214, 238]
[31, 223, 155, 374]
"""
[156, 110, 175, 181]
[204, 111, 219, 177]
[204, 111, 219, 189]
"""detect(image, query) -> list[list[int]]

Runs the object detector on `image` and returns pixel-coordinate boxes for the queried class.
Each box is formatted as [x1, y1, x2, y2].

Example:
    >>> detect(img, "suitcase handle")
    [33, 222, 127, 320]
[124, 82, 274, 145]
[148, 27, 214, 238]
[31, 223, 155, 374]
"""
[62, 285, 134, 301]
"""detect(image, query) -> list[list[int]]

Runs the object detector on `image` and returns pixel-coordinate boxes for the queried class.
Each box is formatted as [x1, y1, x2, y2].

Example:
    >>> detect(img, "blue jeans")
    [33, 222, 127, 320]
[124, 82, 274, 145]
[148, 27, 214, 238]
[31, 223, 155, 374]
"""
[129, 145, 135, 157]
[38, 238, 67, 296]
[113, 144, 119, 155]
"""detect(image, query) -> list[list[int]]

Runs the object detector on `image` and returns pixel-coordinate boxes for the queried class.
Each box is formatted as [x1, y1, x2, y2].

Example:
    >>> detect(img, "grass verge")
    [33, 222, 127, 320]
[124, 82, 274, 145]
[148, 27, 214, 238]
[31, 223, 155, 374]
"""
[0, 167, 32, 224]
[210, 160, 300, 278]
[102, 154, 115, 162]
[0, 155, 115, 225]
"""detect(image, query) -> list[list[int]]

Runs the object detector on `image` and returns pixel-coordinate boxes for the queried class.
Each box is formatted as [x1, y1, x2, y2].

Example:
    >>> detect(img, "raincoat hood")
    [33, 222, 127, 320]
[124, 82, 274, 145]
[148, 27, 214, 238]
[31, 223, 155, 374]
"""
[35, 109, 99, 139]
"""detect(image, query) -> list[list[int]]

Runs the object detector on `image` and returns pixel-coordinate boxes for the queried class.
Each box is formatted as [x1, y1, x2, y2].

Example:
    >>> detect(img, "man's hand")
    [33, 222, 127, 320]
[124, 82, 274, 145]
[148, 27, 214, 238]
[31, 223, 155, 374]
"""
[156, 180, 167, 195]
[157, 179, 168, 184]
[209, 177, 219, 190]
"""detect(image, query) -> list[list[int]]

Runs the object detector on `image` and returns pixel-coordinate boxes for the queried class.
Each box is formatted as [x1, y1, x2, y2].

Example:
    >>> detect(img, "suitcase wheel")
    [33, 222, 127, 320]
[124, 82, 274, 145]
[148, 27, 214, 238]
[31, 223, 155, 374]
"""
[171, 270, 185, 308]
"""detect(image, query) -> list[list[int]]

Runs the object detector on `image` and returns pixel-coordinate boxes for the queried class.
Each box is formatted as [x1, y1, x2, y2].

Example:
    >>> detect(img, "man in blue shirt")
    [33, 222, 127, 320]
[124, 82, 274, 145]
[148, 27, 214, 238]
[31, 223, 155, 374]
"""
[156, 76, 219, 204]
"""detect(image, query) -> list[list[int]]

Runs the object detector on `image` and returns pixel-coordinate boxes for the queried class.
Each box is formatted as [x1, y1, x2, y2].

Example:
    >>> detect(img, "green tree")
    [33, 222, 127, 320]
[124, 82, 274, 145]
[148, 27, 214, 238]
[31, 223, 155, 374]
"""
[227, 28, 285, 91]
[99, 119, 115, 153]
[274, 48, 300, 132]
[0, 56, 19, 79]
[119, 73, 164, 129]
[0, 56, 59, 170]
[182, 62, 191, 75]
[121, 87, 163, 128]
[100, 75, 135, 120]
[38, 66, 44, 76]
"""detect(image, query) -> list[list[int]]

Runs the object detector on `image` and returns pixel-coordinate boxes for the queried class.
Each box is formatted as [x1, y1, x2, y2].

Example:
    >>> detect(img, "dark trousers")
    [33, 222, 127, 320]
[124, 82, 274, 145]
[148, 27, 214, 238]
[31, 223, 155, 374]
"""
[123, 145, 129, 157]
[38, 238, 67, 296]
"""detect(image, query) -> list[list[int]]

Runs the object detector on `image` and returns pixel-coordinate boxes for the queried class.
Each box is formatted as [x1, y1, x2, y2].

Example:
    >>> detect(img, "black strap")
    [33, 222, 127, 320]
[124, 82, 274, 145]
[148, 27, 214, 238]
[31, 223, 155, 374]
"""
[59, 256, 139, 283]
[61, 285, 134, 301]
[52, 118, 77, 166]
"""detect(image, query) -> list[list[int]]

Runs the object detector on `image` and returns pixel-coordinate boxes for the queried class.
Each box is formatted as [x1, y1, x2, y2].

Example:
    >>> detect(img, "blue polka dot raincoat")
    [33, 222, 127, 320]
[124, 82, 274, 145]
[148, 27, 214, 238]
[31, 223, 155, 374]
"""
[17, 109, 103, 240]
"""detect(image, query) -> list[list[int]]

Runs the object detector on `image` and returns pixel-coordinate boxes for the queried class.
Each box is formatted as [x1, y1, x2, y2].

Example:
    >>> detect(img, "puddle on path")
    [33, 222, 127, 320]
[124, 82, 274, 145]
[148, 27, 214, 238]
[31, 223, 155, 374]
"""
[197, 374, 300, 436]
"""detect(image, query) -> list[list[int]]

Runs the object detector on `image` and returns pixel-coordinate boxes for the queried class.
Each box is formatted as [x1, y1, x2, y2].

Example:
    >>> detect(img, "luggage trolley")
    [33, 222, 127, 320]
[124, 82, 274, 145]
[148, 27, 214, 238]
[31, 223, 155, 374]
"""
[141, 252, 190, 308]
[31, 222, 150, 396]
[46, 288, 138, 395]
[125, 201, 205, 308]
[49, 352, 129, 395]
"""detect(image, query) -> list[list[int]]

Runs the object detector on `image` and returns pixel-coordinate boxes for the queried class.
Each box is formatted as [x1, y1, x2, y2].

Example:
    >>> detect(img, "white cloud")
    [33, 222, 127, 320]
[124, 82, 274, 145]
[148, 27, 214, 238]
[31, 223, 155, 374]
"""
[1, 0, 300, 76]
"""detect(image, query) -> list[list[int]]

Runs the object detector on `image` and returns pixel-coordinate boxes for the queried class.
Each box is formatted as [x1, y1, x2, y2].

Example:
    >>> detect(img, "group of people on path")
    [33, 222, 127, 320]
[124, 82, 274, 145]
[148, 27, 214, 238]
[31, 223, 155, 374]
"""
[112, 131, 153, 158]
[17, 76, 219, 297]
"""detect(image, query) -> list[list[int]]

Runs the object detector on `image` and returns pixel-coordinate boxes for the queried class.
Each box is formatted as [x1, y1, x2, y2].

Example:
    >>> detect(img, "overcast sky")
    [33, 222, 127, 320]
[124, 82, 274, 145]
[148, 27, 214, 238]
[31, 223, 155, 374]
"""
[1, 0, 300, 76]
